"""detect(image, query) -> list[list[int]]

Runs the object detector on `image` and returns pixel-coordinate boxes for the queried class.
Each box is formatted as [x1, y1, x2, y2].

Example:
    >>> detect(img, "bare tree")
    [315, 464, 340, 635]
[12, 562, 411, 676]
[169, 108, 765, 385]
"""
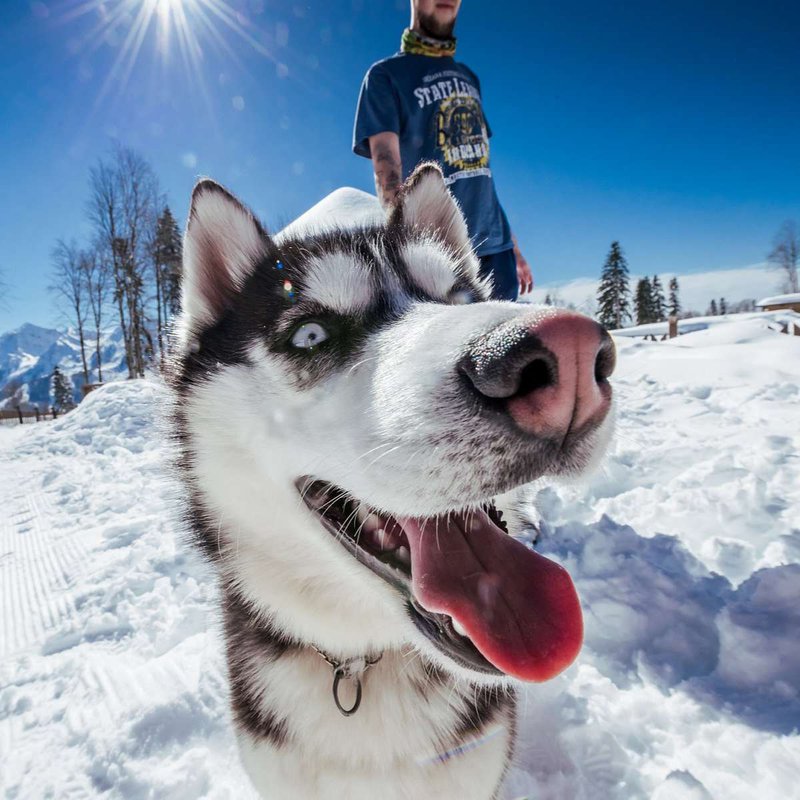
[84, 246, 112, 383]
[88, 143, 161, 378]
[767, 220, 799, 294]
[116, 144, 160, 377]
[89, 158, 134, 378]
[50, 239, 90, 384]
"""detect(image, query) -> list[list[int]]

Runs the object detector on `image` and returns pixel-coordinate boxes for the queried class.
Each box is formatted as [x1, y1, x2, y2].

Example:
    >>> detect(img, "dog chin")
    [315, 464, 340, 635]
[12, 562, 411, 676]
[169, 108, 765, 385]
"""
[413, 634, 517, 688]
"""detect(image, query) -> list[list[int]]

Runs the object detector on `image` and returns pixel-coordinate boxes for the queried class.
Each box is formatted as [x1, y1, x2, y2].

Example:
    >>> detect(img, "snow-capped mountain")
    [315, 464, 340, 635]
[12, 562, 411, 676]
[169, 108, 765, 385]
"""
[0, 323, 128, 409]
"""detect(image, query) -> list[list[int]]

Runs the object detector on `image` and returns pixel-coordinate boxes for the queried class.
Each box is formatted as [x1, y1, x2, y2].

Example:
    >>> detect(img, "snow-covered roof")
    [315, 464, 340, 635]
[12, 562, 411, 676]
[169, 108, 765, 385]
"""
[756, 292, 800, 307]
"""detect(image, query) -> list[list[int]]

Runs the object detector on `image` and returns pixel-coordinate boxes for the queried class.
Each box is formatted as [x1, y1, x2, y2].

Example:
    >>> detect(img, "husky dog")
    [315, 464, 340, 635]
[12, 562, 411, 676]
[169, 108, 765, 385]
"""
[167, 163, 615, 800]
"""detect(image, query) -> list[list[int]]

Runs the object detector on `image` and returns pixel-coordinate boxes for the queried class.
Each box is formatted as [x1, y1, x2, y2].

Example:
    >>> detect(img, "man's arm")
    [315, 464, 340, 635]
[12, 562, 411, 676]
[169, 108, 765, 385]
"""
[368, 132, 403, 209]
[512, 234, 534, 295]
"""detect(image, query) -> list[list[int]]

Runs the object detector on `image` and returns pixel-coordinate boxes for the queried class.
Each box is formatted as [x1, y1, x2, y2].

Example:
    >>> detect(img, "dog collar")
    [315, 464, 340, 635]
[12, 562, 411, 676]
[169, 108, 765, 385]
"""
[311, 645, 383, 716]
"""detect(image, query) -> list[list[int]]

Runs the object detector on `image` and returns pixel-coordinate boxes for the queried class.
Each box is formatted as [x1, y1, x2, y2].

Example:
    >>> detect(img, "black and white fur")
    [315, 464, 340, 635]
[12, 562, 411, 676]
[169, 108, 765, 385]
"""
[166, 164, 612, 799]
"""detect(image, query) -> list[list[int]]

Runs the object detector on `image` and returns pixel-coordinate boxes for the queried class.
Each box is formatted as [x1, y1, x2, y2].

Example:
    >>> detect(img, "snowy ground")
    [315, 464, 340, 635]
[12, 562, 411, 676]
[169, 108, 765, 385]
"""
[1, 315, 799, 799]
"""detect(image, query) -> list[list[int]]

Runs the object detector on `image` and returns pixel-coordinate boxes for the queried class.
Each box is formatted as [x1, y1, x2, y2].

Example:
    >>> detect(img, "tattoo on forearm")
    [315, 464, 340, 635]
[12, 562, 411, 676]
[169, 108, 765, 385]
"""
[373, 144, 402, 207]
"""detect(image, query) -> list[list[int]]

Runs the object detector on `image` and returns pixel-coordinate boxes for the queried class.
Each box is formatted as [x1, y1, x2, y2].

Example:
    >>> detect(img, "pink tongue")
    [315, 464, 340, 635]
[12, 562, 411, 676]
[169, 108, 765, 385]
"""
[396, 510, 582, 682]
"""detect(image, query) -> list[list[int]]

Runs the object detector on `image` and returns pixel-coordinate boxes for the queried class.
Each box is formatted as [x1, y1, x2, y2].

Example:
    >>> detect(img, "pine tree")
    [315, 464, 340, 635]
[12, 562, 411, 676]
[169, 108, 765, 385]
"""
[719, 297, 727, 315]
[668, 277, 680, 317]
[51, 365, 74, 411]
[596, 241, 631, 329]
[651, 274, 666, 321]
[635, 278, 655, 325]
[708, 299, 718, 316]
[153, 207, 183, 320]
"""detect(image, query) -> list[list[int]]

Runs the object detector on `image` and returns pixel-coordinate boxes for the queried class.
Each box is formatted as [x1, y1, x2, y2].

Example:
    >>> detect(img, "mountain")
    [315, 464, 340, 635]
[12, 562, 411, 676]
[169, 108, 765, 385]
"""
[0, 323, 129, 409]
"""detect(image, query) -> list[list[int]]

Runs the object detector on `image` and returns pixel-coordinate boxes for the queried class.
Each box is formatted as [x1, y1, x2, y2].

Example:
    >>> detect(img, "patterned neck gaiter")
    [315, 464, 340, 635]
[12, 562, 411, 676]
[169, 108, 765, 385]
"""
[400, 27, 456, 58]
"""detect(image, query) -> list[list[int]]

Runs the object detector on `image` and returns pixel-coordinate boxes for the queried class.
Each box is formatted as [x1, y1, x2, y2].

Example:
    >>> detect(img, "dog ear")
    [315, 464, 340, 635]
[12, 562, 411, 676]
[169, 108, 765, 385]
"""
[181, 179, 270, 328]
[388, 162, 471, 255]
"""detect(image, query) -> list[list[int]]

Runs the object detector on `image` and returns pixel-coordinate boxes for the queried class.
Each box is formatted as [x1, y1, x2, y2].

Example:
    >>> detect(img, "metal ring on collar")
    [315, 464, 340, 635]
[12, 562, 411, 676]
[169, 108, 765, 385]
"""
[332, 667, 363, 716]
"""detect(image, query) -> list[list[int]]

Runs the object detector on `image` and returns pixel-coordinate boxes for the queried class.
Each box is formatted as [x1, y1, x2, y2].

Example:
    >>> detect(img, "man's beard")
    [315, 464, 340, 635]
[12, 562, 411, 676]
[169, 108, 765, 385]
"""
[418, 11, 456, 40]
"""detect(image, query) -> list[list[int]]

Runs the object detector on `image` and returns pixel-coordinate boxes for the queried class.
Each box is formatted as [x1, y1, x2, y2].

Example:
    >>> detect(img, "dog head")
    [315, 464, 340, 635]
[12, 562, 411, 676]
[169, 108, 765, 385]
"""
[171, 163, 615, 685]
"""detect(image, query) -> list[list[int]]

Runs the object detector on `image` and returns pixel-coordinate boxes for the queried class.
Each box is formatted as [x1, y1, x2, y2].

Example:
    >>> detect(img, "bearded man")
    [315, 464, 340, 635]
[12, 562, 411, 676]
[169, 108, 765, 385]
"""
[353, 0, 533, 300]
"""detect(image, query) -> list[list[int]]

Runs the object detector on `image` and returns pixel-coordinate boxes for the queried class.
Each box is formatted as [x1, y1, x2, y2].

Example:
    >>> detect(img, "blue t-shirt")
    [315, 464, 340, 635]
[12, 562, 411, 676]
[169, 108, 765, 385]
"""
[353, 53, 512, 257]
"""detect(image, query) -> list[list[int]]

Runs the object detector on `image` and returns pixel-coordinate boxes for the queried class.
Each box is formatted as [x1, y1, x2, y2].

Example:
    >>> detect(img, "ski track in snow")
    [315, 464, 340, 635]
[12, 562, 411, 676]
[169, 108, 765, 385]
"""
[0, 383, 257, 800]
[1, 317, 799, 799]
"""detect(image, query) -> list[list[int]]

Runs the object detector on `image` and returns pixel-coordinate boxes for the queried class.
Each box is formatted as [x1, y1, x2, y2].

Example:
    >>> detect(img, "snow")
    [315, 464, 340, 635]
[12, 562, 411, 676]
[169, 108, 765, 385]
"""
[541, 317, 800, 585]
[500, 316, 800, 798]
[2, 269, 799, 795]
[0, 382, 256, 798]
[276, 187, 383, 241]
[611, 309, 800, 338]
[2, 316, 798, 799]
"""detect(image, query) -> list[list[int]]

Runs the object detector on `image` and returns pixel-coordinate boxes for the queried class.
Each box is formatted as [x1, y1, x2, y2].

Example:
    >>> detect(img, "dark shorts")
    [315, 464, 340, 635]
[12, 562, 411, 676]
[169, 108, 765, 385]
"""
[478, 248, 518, 301]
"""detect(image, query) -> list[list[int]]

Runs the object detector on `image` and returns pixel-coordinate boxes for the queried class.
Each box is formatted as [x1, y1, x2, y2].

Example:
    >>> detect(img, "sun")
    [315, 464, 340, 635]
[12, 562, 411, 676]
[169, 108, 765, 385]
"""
[156, 0, 182, 32]
[59, 0, 275, 105]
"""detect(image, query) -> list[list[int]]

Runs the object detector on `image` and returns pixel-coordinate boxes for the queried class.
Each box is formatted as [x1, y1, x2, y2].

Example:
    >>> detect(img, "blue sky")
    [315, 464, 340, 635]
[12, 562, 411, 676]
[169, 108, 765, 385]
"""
[1, 0, 798, 330]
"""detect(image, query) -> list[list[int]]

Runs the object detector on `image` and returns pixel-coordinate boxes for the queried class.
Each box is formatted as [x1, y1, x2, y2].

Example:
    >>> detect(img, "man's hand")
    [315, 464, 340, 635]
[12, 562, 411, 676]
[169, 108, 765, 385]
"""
[513, 236, 533, 295]
[368, 132, 403, 209]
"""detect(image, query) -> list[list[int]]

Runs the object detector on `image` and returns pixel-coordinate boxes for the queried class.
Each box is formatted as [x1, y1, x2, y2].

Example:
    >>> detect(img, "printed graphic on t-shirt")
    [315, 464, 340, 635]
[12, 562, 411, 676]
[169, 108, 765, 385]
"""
[436, 94, 490, 173]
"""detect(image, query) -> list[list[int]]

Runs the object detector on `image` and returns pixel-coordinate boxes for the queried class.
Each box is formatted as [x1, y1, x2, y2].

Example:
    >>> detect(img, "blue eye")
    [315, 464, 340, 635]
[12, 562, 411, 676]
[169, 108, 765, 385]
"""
[291, 322, 329, 349]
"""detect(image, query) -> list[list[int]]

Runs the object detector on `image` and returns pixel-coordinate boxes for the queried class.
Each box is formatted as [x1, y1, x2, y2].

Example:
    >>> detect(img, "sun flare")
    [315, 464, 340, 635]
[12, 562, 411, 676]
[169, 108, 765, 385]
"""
[61, 0, 274, 104]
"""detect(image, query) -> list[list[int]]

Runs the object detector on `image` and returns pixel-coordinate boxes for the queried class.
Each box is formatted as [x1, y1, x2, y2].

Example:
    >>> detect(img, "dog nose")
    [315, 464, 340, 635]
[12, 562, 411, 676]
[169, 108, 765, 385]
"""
[458, 310, 615, 435]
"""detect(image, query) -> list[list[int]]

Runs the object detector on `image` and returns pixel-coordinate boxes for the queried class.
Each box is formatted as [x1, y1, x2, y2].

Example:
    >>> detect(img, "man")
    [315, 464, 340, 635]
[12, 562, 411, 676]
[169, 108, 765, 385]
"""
[353, 0, 533, 300]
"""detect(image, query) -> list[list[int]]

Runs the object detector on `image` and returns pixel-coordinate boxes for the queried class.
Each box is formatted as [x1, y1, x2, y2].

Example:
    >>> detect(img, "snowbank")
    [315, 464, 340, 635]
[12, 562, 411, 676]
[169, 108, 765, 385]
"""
[612, 309, 800, 339]
[1, 321, 799, 798]
[276, 187, 383, 241]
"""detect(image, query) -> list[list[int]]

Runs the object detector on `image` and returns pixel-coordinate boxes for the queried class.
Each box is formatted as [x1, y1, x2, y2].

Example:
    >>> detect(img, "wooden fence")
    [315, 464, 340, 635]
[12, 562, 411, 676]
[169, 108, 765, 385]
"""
[0, 406, 61, 426]
[0, 383, 104, 426]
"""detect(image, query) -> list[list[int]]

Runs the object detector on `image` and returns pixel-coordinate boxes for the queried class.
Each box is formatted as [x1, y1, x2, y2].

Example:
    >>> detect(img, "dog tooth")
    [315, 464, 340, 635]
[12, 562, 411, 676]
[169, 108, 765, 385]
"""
[364, 516, 384, 535]
[394, 545, 411, 567]
[451, 617, 469, 638]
